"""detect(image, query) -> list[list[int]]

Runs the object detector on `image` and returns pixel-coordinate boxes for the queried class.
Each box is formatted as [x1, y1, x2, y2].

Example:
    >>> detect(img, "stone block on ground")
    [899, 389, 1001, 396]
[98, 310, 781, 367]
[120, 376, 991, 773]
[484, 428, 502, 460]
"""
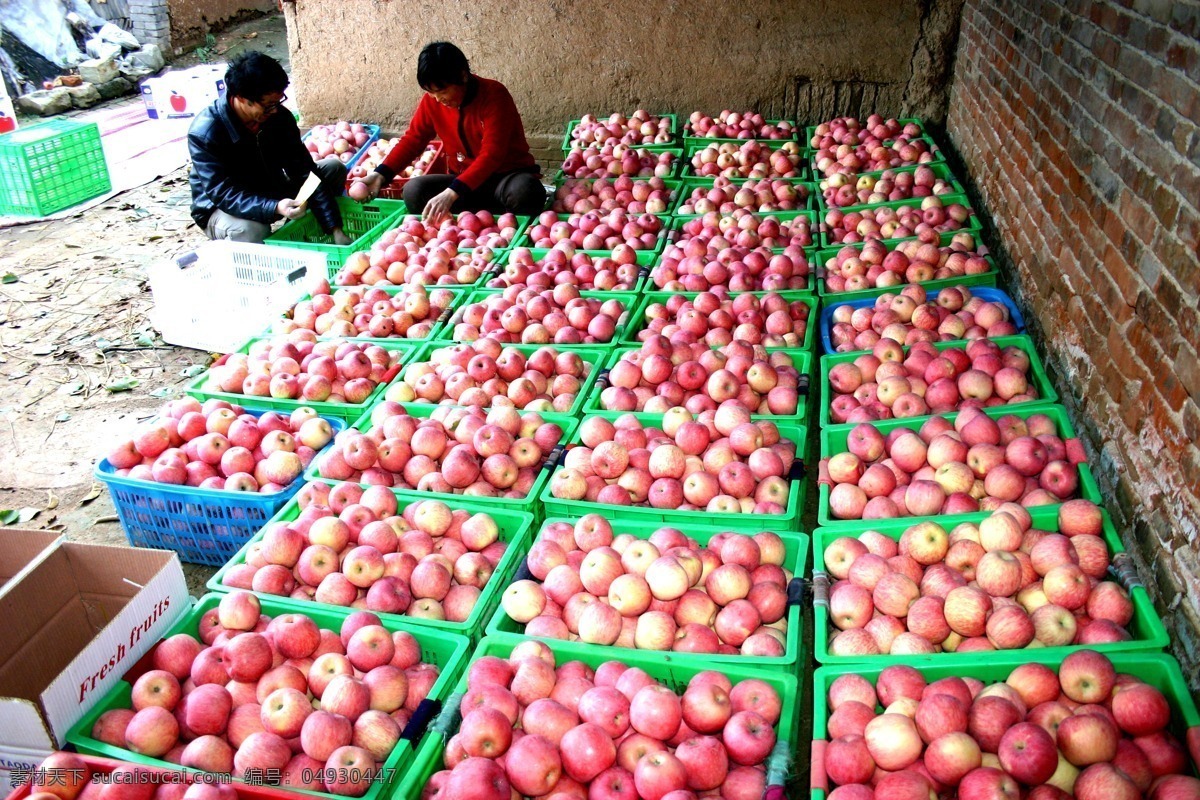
[16, 88, 71, 116]
[67, 83, 102, 109]
[79, 57, 119, 85]
[96, 77, 135, 100]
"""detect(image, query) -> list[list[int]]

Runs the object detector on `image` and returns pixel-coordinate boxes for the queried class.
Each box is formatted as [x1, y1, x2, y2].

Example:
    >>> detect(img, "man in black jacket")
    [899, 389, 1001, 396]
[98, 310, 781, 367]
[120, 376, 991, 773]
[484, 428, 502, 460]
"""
[188, 51, 350, 244]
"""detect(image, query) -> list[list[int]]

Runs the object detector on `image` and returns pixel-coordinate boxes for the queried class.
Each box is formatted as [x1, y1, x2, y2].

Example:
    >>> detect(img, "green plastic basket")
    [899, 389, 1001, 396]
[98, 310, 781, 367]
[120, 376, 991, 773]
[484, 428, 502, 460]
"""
[815, 161, 965, 210]
[539, 418, 809, 532]
[809, 652, 1200, 800]
[397, 635, 803, 800]
[383, 213, 533, 257]
[665, 209, 818, 250]
[554, 146, 687, 183]
[268, 284, 476, 344]
[561, 113, 680, 151]
[682, 118, 800, 152]
[810, 136, 947, 180]
[671, 176, 819, 215]
[580, 344, 813, 424]
[206, 491, 535, 641]
[484, 516, 809, 669]
[803, 117, 926, 149]
[513, 212, 668, 260]
[435, 287, 639, 348]
[0, 119, 111, 216]
[815, 231, 998, 302]
[384, 342, 609, 419]
[816, 334, 1059, 428]
[65, 593, 471, 800]
[816, 192, 984, 249]
[184, 337, 427, 425]
[550, 176, 684, 216]
[263, 197, 406, 271]
[682, 140, 810, 181]
[817, 403, 1104, 528]
[620, 289, 819, 350]
[305, 404, 579, 521]
[810, 504, 1169, 666]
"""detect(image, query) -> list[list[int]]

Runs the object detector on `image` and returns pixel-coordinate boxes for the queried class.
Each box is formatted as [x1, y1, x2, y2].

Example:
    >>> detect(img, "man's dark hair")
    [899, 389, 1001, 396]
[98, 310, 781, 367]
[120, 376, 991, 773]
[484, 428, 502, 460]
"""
[224, 51, 289, 101]
[417, 42, 470, 90]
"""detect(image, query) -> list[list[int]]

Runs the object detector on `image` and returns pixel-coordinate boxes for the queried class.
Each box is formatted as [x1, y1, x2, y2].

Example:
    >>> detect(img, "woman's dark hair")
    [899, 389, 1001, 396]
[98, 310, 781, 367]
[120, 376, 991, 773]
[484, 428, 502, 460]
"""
[224, 51, 289, 101]
[417, 42, 470, 90]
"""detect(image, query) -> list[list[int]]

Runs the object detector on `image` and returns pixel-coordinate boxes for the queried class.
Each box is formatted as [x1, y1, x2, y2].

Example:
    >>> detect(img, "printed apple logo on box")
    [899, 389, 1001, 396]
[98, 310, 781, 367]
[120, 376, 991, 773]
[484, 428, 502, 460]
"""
[169, 91, 187, 112]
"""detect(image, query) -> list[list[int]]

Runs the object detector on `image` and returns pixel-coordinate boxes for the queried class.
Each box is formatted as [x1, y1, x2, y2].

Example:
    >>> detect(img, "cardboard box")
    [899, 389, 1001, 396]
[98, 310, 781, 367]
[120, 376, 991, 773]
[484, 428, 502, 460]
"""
[0, 80, 16, 134]
[140, 65, 226, 120]
[0, 539, 190, 779]
[0, 530, 60, 593]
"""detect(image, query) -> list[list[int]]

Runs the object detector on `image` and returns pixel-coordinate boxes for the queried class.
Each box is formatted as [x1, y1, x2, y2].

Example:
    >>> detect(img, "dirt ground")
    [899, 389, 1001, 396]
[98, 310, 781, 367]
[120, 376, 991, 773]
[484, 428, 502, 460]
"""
[0, 13, 290, 596]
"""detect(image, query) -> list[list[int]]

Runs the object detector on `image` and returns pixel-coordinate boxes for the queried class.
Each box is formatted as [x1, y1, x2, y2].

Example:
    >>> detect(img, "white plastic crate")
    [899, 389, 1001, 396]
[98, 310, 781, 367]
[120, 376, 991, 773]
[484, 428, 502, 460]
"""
[148, 241, 324, 352]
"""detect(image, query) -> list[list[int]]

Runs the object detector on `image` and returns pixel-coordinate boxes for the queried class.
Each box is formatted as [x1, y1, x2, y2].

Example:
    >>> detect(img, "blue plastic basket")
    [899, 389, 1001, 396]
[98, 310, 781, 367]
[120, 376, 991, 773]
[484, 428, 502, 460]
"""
[94, 412, 344, 566]
[301, 123, 381, 172]
[817, 286, 1027, 353]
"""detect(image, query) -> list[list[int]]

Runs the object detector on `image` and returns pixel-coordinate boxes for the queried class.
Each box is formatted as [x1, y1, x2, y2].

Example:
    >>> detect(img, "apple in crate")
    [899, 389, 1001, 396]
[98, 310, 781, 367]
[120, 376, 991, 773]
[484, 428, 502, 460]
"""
[450, 285, 627, 345]
[485, 247, 641, 292]
[560, 144, 678, 180]
[827, 284, 1017, 352]
[567, 111, 673, 148]
[687, 110, 797, 140]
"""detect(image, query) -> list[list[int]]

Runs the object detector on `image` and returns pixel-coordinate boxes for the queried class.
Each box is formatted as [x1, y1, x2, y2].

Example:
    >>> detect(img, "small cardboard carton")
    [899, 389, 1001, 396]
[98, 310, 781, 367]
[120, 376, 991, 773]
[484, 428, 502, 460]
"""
[0, 79, 16, 134]
[0, 530, 60, 593]
[140, 65, 226, 120]
[0, 539, 190, 791]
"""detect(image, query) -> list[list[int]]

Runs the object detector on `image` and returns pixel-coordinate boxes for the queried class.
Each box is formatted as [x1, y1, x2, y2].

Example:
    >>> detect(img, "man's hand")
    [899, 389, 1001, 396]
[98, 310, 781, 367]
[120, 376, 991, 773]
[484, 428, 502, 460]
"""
[332, 227, 352, 246]
[422, 187, 459, 227]
[276, 198, 306, 220]
[350, 172, 386, 203]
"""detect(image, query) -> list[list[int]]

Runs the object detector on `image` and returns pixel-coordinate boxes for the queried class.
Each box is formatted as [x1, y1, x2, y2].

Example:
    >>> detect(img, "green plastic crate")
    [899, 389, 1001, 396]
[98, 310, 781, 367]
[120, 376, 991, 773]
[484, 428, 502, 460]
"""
[817, 403, 1104, 528]
[814, 162, 966, 214]
[665, 209, 819, 250]
[682, 118, 800, 152]
[561, 113, 679, 152]
[803, 117, 926, 149]
[435, 286, 639, 348]
[816, 192, 984, 249]
[815, 231, 998, 302]
[620, 289, 819, 349]
[539, 418, 809, 532]
[207, 490, 535, 641]
[305, 404, 579, 521]
[816, 334, 1058, 428]
[554, 146, 687, 183]
[480, 247, 655, 295]
[397, 635, 803, 800]
[66, 593, 471, 800]
[810, 136, 947, 180]
[267, 284, 476, 344]
[810, 504, 1169, 666]
[384, 213, 533, 256]
[671, 176, 819, 215]
[513, 212, 668, 261]
[485, 516, 809, 669]
[263, 197, 406, 271]
[580, 344, 813, 424]
[0, 119, 111, 216]
[682, 141, 810, 181]
[550, 176, 685, 216]
[184, 336, 427, 425]
[383, 342, 609, 419]
[809, 652, 1200, 800]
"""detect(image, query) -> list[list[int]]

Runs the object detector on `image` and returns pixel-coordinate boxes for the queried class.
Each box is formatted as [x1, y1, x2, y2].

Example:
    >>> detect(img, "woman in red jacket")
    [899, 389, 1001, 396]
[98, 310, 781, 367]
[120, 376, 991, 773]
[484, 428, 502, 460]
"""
[352, 42, 545, 224]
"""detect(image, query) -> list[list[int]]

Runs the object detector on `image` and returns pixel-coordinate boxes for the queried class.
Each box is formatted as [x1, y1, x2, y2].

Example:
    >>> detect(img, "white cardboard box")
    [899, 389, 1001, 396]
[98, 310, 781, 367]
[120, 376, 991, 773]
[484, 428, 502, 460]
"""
[140, 65, 226, 120]
[0, 79, 16, 134]
[0, 538, 190, 777]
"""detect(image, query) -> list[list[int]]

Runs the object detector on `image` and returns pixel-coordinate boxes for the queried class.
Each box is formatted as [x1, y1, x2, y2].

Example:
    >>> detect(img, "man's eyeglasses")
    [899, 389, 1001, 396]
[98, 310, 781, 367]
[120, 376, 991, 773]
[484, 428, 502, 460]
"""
[258, 93, 287, 114]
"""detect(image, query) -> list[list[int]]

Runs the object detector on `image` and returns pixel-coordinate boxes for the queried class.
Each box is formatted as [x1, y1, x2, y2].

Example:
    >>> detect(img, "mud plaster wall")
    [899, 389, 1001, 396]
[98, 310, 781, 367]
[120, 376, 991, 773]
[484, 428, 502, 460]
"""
[283, 0, 965, 172]
[169, 0, 276, 51]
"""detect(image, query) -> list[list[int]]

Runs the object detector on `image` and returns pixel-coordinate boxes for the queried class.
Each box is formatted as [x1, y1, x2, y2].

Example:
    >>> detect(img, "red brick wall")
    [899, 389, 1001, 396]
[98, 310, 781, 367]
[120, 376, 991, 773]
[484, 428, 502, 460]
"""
[946, 1, 1200, 686]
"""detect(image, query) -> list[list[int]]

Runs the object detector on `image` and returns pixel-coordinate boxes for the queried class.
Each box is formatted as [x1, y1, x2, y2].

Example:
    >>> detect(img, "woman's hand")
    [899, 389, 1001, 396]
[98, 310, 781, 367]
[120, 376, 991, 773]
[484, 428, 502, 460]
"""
[349, 172, 386, 202]
[423, 187, 459, 226]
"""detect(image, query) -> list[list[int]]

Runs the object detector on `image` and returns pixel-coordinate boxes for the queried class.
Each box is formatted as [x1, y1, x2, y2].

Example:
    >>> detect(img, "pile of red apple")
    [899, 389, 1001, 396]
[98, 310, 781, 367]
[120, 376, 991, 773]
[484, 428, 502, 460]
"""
[823, 408, 1088, 520]
[808, 115, 923, 150]
[449, 286, 628, 345]
[822, 500, 1137, 656]
[384, 340, 592, 413]
[349, 140, 441, 181]
[567, 111, 674, 148]
[689, 140, 803, 180]
[525, 209, 666, 253]
[560, 145, 678, 180]
[824, 196, 976, 245]
[549, 413, 798, 515]
[314, 404, 564, 498]
[336, 246, 493, 288]
[501, 515, 794, 656]
[634, 289, 811, 348]
[821, 165, 960, 208]
[422, 640, 784, 799]
[813, 136, 940, 179]
[552, 176, 676, 215]
[674, 209, 813, 249]
[221, 482, 508, 623]
[821, 234, 991, 294]
[388, 212, 522, 255]
[23, 752, 259, 800]
[200, 336, 401, 405]
[676, 177, 808, 215]
[276, 279, 457, 341]
[304, 122, 371, 164]
[484, 248, 641, 292]
[819, 650, 1200, 800]
[828, 284, 1018, 352]
[827, 338, 1041, 423]
[599, 339, 804, 416]
[686, 110, 798, 140]
[105, 399, 332, 493]
[651, 241, 810, 292]
[87, 591, 442, 797]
